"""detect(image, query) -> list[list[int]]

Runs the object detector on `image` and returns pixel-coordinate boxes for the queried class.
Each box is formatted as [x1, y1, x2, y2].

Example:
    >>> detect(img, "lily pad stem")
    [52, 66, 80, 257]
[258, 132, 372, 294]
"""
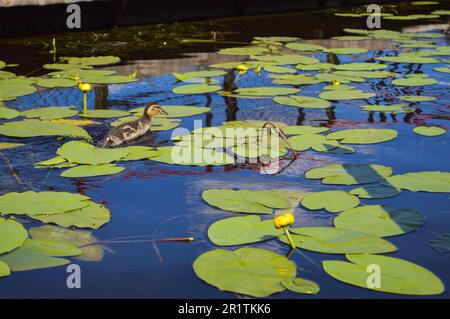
[283, 227, 296, 250]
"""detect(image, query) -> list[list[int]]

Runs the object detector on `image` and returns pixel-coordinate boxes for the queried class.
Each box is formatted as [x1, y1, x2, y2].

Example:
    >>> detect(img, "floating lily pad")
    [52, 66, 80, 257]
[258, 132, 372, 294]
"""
[334, 205, 424, 237]
[251, 54, 319, 65]
[360, 104, 407, 112]
[32, 202, 110, 229]
[57, 141, 129, 165]
[255, 36, 300, 42]
[150, 146, 234, 166]
[315, 73, 365, 84]
[0, 218, 28, 254]
[274, 95, 331, 109]
[217, 47, 269, 56]
[0, 119, 91, 139]
[264, 65, 297, 74]
[0, 142, 24, 150]
[399, 95, 436, 102]
[296, 63, 336, 71]
[319, 89, 375, 100]
[377, 55, 440, 64]
[235, 87, 299, 96]
[281, 125, 329, 135]
[47, 68, 117, 79]
[432, 10, 450, 15]
[287, 134, 340, 152]
[43, 63, 93, 70]
[392, 77, 437, 86]
[202, 189, 293, 214]
[0, 261, 10, 278]
[193, 247, 296, 297]
[21, 106, 79, 120]
[36, 78, 77, 88]
[349, 184, 400, 198]
[305, 164, 393, 185]
[331, 36, 370, 41]
[413, 126, 446, 136]
[327, 128, 397, 144]
[382, 171, 450, 193]
[172, 84, 221, 94]
[178, 70, 227, 78]
[231, 142, 288, 159]
[0, 191, 89, 216]
[430, 234, 450, 253]
[334, 70, 396, 78]
[272, 74, 321, 85]
[323, 254, 444, 295]
[301, 190, 360, 213]
[285, 43, 326, 51]
[119, 146, 161, 161]
[208, 215, 283, 246]
[0, 84, 37, 100]
[61, 164, 125, 178]
[323, 48, 369, 55]
[281, 278, 320, 295]
[335, 63, 388, 71]
[0, 107, 20, 119]
[80, 109, 129, 118]
[81, 75, 138, 84]
[280, 227, 397, 254]
[66, 56, 121, 66]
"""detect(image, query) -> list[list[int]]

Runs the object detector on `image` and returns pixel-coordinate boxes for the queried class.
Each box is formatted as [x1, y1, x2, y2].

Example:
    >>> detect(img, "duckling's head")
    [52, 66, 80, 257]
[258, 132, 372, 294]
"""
[144, 102, 168, 118]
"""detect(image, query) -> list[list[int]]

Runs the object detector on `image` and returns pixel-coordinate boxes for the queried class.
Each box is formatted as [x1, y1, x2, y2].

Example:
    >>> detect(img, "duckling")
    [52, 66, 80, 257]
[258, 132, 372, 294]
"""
[99, 102, 168, 148]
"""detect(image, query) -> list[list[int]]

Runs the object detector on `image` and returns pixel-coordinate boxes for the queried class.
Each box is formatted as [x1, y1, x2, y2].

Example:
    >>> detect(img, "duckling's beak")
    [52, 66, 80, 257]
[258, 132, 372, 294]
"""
[160, 108, 169, 115]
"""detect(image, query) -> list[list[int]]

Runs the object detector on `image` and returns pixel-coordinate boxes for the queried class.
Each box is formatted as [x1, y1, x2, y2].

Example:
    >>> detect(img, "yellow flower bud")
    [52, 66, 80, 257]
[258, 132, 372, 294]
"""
[78, 82, 92, 92]
[254, 66, 262, 76]
[274, 213, 295, 229]
[331, 79, 340, 86]
[236, 64, 248, 75]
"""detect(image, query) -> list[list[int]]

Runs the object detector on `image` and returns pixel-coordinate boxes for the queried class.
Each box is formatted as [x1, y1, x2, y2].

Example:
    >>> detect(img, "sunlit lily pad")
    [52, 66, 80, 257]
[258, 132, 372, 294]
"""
[202, 189, 292, 214]
[319, 89, 375, 100]
[61, 164, 125, 178]
[327, 128, 397, 144]
[235, 87, 299, 96]
[285, 42, 326, 51]
[0, 142, 24, 150]
[0, 261, 10, 278]
[377, 55, 440, 64]
[0, 107, 20, 119]
[334, 205, 424, 237]
[392, 77, 437, 86]
[287, 134, 340, 152]
[296, 63, 335, 71]
[335, 62, 388, 71]
[0, 191, 89, 216]
[43, 63, 93, 70]
[349, 184, 400, 198]
[0, 119, 91, 139]
[274, 95, 331, 109]
[36, 78, 77, 88]
[47, 68, 116, 79]
[22, 106, 79, 120]
[334, 70, 396, 78]
[172, 84, 221, 94]
[305, 163, 393, 185]
[217, 47, 269, 56]
[264, 65, 297, 74]
[360, 104, 407, 112]
[430, 234, 450, 253]
[66, 56, 121, 66]
[323, 254, 444, 295]
[57, 141, 129, 165]
[331, 36, 370, 41]
[382, 171, 450, 193]
[80, 109, 129, 118]
[251, 54, 319, 65]
[413, 126, 446, 136]
[301, 190, 360, 213]
[0, 84, 37, 100]
[208, 215, 283, 246]
[281, 125, 329, 135]
[399, 95, 436, 102]
[272, 74, 321, 85]
[80, 75, 138, 84]
[281, 278, 320, 295]
[193, 247, 296, 297]
[231, 142, 288, 159]
[150, 146, 234, 166]
[0, 218, 28, 255]
[323, 48, 368, 55]
[119, 146, 161, 161]
[280, 227, 397, 254]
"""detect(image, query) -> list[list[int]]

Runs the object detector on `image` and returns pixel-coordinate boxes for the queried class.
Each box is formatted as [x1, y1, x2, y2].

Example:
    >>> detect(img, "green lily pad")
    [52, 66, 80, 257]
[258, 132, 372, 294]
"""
[66, 56, 121, 66]
[334, 70, 396, 78]
[151, 117, 181, 131]
[178, 70, 227, 78]
[305, 164, 393, 185]
[61, 164, 125, 178]
[43, 63, 93, 70]
[119, 146, 161, 161]
[331, 36, 370, 41]
[57, 140, 129, 165]
[172, 84, 221, 94]
[323, 254, 444, 295]
[319, 89, 376, 100]
[430, 234, 450, 253]
[255, 36, 300, 42]
[251, 54, 319, 65]
[315, 73, 365, 84]
[80, 109, 129, 118]
[217, 47, 269, 56]
[382, 171, 450, 193]
[392, 77, 438, 86]
[323, 84, 356, 90]
[274, 95, 331, 109]
[0, 218, 28, 254]
[0, 261, 10, 278]
[208, 215, 283, 246]
[281, 125, 329, 135]
[287, 134, 340, 152]
[335, 62, 388, 71]
[413, 126, 446, 136]
[281, 278, 320, 294]
[0, 107, 20, 119]
[47, 68, 117, 79]
[231, 142, 288, 159]
[36, 78, 77, 88]
[272, 74, 321, 85]
[349, 184, 401, 198]
[202, 189, 292, 214]
[280, 227, 397, 254]
[150, 146, 234, 166]
[327, 128, 398, 144]
[296, 63, 336, 71]
[22, 106, 79, 120]
[134, 105, 211, 118]
[301, 190, 360, 213]
[377, 55, 440, 64]
[193, 247, 297, 297]
[80, 75, 138, 84]
[285, 42, 326, 51]
[432, 10, 450, 15]
[360, 104, 407, 112]
[334, 205, 424, 237]
[0, 84, 37, 100]
[0, 191, 90, 216]
[235, 87, 299, 96]
[32, 202, 110, 229]
[0, 119, 91, 139]
[399, 95, 436, 102]
[0, 142, 24, 150]
[323, 48, 369, 55]
[263, 65, 297, 74]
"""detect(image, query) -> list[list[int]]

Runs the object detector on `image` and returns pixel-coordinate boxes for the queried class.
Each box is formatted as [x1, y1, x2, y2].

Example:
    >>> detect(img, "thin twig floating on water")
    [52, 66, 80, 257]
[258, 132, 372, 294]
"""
[82, 237, 195, 247]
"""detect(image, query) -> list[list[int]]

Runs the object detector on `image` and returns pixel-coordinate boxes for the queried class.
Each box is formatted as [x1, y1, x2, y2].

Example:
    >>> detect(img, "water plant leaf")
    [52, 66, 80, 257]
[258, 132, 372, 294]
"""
[382, 171, 450, 193]
[287, 134, 340, 152]
[80, 109, 129, 118]
[413, 126, 446, 136]
[272, 74, 321, 85]
[0, 84, 37, 100]
[323, 254, 445, 295]
[81, 75, 138, 84]
[377, 55, 440, 64]
[66, 56, 121, 66]
[21, 106, 79, 120]
[430, 234, 450, 253]
[32, 202, 111, 229]
[301, 190, 360, 213]
[119, 146, 161, 161]
[399, 95, 436, 102]
[349, 184, 400, 198]
[280, 227, 397, 254]
[178, 70, 226, 78]
[0, 261, 10, 278]
[264, 65, 297, 74]
[323, 48, 368, 54]
[334, 62, 388, 71]
[193, 247, 296, 297]
[150, 146, 234, 166]
[208, 215, 283, 246]
[217, 47, 269, 55]
[334, 205, 424, 237]
[334, 70, 396, 78]
[327, 128, 398, 144]
[150, 117, 181, 131]
[274, 95, 331, 109]
[305, 163, 392, 185]
[285, 42, 326, 51]
[251, 54, 319, 65]
[0, 119, 91, 139]
[392, 77, 437, 86]
[0, 142, 24, 150]
[43, 63, 93, 70]
[202, 189, 292, 214]
[235, 87, 299, 96]
[20, 239, 82, 257]
[296, 63, 335, 71]
[36, 78, 77, 88]
[231, 142, 288, 158]
[154, 106, 210, 118]
[47, 68, 116, 79]
[0, 218, 28, 254]
[0, 107, 20, 119]
[281, 278, 320, 294]
[331, 36, 370, 40]
[319, 89, 375, 100]
[281, 125, 329, 135]
[172, 84, 221, 94]
[0, 191, 90, 216]
[57, 140, 129, 165]
[61, 164, 125, 178]
[360, 104, 407, 112]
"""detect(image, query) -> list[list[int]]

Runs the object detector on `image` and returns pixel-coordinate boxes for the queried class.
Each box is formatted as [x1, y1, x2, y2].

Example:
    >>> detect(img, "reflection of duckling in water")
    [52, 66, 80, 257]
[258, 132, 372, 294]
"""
[99, 102, 168, 148]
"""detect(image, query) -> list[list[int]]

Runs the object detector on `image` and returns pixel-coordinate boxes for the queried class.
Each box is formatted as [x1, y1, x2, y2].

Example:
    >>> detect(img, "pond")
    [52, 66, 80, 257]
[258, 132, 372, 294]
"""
[0, 1, 449, 298]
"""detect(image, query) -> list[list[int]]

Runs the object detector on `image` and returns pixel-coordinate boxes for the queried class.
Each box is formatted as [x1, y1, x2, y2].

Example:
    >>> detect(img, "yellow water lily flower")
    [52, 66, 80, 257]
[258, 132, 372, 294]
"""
[331, 79, 340, 86]
[254, 66, 262, 76]
[78, 82, 92, 92]
[236, 64, 248, 75]
[274, 213, 295, 229]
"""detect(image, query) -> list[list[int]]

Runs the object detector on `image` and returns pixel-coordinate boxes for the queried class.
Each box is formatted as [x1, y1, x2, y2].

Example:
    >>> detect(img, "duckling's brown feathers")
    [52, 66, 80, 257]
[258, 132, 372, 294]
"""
[99, 117, 152, 148]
